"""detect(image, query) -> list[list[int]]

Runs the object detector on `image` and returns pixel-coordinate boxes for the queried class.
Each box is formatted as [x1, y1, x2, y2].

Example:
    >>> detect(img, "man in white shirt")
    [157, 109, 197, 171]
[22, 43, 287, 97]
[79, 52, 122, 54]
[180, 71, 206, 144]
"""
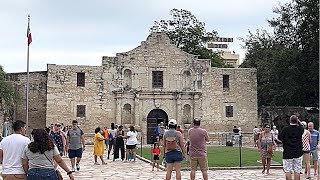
[0, 120, 30, 180]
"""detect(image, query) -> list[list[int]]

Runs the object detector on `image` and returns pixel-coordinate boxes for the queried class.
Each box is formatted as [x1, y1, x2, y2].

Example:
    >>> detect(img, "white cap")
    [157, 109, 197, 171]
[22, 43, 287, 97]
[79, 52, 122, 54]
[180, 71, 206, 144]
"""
[273, 126, 277, 129]
[301, 121, 307, 127]
[168, 119, 177, 125]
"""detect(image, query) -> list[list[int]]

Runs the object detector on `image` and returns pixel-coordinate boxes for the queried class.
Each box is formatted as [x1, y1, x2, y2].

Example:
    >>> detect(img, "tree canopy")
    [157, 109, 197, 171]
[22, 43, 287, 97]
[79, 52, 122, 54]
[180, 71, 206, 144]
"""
[0, 65, 20, 107]
[150, 8, 228, 68]
[240, 0, 319, 107]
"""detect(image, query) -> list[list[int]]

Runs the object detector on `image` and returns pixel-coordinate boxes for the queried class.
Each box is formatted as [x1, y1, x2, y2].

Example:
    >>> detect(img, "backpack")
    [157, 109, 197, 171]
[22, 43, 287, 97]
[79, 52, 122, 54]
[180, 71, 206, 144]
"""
[166, 132, 178, 151]
[109, 132, 114, 141]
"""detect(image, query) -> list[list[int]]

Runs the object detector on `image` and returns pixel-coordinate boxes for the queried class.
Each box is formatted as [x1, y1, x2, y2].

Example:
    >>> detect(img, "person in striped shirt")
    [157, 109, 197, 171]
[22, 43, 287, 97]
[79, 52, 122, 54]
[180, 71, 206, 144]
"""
[301, 121, 311, 179]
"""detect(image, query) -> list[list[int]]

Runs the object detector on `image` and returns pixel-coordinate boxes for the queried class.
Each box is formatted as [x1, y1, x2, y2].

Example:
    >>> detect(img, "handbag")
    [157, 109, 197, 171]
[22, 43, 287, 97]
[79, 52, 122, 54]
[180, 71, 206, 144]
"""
[266, 144, 273, 153]
[43, 153, 63, 180]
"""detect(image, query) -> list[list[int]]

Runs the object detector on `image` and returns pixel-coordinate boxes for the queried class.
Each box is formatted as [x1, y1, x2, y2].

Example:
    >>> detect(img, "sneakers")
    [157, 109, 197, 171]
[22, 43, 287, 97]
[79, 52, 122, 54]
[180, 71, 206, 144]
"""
[71, 167, 75, 172]
[94, 162, 100, 165]
[76, 163, 80, 171]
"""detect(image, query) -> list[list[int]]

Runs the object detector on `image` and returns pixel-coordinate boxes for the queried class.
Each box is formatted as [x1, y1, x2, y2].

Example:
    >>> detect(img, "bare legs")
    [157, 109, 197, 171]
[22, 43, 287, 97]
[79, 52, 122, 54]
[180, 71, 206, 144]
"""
[261, 157, 266, 173]
[304, 153, 311, 178]
[166, 163, 181, 180]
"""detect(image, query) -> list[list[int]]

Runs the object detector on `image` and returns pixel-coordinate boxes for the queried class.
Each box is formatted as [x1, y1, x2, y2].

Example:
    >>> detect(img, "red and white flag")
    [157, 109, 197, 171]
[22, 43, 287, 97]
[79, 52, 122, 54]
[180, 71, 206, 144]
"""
[27, 21, 32, 46]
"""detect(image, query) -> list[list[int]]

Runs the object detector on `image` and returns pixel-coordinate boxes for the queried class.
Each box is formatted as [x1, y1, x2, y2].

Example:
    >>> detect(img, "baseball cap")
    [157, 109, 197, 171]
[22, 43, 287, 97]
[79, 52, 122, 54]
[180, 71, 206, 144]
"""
[168, 119, 177, 125]
[301, 121, 307, 127]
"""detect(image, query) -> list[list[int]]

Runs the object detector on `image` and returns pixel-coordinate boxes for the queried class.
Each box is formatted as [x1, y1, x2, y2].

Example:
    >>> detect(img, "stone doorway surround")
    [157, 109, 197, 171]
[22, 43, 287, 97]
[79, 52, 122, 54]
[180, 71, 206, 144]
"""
[147, 109, 168, 144]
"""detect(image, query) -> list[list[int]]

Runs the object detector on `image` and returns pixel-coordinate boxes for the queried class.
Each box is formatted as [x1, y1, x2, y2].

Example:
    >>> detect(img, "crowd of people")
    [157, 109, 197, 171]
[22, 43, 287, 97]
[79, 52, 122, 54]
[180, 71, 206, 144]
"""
[255, 115, 320, 180]
[4, 115, 319, 180]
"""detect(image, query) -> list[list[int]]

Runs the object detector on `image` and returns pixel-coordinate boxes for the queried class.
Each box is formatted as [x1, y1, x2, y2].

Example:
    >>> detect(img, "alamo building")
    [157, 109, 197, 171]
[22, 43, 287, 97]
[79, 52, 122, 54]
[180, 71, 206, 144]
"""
[4, 32, 257, 144]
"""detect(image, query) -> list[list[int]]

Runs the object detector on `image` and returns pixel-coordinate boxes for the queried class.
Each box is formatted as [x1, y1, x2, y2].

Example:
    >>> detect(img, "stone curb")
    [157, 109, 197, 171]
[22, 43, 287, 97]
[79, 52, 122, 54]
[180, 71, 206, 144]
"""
[136, 155, 166, 171]
[136, 154, 284, 171]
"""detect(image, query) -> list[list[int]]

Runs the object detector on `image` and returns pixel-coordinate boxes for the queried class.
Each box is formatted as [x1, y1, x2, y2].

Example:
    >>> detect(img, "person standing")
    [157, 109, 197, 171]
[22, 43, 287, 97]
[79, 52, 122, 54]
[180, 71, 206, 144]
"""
[232, 126, 240, 145]
[126, 126, 138, 162]
[2, 119, 9, 137]
[22, 129, 74, 180]
[308, 122, 320, 176]
[113, 125, 125, 161]
[163, 119, 185, 180]
[253, 126, 260, 147]
[301, 121, 311, 179]
[108, 123, 117, 159]
[257, 124, 276, 174]
[93, 127, 107, 165]
[188, 118, 209, 180]
[50, 123, 64, 156]
[0, 120, 30, 180]
[104, 127, 109, 151]
[66, 120, 86, 172]
[278, 115, 304, 180]
[152, 142, 161, 171]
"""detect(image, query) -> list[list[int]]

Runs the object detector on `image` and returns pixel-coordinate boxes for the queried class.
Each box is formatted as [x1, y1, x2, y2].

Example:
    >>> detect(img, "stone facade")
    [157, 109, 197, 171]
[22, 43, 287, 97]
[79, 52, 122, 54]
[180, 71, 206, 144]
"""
[6, 33, 258, 143]
[4, 71, 47, 131]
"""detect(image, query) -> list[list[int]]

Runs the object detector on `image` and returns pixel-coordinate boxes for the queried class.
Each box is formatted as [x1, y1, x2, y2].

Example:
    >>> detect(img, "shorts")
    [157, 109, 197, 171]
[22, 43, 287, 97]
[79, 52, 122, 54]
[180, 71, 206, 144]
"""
[165, 151, 183, 164]
[105, 139, 109, 145]
[190, 157, 208, 171]
[126, 144, 136, 149]
[153, 155, 160, 161]
[283, 156, 302, 173]
[186, 154, 190, 162]
[310, 149, 318, 161]
[1, 174, 27, 180]
[68, 148, 83, 159]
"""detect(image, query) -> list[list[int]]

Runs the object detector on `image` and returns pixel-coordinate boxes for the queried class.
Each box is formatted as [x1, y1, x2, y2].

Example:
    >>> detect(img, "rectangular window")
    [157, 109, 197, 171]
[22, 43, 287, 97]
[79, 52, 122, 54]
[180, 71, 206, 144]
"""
[77, 105, 86, 117]
[226, 106, 233, 117]
[223, 75, 229, 89]
[77, 73, 85, 87]
[152, 71, 163, 88]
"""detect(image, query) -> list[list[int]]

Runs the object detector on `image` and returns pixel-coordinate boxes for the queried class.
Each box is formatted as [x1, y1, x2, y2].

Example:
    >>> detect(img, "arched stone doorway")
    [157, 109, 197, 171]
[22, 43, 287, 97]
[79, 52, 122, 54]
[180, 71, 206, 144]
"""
[147, 109, 168, 144]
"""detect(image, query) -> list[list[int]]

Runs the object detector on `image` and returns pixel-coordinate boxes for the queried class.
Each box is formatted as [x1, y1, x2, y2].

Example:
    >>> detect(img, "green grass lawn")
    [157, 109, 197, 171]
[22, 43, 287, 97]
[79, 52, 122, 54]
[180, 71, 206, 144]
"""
[137, 146, 283, 167]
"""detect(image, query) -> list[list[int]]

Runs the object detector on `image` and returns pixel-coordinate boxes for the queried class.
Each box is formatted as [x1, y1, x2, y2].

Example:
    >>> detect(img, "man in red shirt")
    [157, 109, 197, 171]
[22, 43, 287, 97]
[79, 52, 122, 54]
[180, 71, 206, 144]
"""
[188, 118, 209, 180]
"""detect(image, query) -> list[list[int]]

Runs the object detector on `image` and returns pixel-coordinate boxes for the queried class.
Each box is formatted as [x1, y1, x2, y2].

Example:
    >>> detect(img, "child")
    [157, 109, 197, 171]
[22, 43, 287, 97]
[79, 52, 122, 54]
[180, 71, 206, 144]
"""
[185, 140, 190, 170]
[152, 142, 161, 171]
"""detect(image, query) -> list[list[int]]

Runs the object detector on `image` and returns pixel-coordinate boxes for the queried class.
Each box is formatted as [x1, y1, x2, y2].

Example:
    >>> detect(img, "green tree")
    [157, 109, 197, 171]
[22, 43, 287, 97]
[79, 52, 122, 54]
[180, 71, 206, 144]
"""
[150, 9, 228, 68]
[240, 0, 319, 107]
[0, 65, 20, 107]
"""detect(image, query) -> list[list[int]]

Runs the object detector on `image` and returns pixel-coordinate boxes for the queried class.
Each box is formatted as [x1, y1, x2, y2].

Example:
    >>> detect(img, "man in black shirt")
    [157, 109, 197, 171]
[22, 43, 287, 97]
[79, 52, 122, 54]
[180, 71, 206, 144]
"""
[278, 115, 304, 180]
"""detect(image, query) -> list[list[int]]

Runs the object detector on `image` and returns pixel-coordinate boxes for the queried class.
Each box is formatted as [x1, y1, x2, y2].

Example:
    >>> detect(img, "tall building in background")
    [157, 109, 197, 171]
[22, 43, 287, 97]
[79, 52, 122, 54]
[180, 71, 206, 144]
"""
[207, 37, 240, 67]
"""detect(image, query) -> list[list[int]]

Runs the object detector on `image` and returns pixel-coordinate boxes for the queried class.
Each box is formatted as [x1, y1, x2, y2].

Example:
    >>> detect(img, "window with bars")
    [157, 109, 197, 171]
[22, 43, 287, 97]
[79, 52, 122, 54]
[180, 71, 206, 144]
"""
[223, 75, 229, 89]
[226, 106, 233, 117]
[77, 73, 85, 87]
[152, 71, 163, 88]
[77, 105, 86, 117]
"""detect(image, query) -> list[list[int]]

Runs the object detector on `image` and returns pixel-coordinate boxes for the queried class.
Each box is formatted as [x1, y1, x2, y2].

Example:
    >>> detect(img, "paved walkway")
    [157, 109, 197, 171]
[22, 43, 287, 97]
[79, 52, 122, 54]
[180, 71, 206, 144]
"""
[0, 145, 298, 179]
[55, 146, 288, 180]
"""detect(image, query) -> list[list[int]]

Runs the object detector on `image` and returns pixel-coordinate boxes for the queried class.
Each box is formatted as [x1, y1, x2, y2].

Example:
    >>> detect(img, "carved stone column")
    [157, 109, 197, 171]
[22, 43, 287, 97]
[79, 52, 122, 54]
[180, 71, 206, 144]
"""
[176, 93, 182, 124]
[134, 93, 140, 126]
[115, 97, 122, 125]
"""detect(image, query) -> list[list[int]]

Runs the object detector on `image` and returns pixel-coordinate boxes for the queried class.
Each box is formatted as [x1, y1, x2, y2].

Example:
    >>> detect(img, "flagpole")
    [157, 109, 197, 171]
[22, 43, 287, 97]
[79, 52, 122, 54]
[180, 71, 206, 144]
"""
[26, 15, 30, 134]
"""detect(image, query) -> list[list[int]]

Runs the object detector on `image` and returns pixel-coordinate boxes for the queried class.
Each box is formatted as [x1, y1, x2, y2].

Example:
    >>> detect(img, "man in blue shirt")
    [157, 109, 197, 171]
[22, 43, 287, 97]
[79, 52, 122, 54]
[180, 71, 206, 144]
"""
[308, 122, 320, 176]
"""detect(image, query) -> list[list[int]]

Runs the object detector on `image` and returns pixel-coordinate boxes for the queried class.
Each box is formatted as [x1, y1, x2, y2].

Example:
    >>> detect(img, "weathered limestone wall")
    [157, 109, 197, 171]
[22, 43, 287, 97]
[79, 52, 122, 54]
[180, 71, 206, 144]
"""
[201, 68, 258, 133]
[5, 71, 47, 130]
[46, 64, 116, 133]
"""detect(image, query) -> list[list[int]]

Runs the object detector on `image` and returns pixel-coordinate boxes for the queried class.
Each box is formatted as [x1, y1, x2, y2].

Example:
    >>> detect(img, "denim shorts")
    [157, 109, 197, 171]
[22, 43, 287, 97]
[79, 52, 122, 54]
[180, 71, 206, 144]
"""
[165, 151, 183, 164]
[68, 148, 83, 158]
[27, 168, 57, 180]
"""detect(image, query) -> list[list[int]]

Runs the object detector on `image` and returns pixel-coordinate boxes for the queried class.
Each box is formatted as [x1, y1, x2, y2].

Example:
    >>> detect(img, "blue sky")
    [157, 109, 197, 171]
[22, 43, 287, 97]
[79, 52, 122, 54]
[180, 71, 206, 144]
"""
[0, 0, 290, 73]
